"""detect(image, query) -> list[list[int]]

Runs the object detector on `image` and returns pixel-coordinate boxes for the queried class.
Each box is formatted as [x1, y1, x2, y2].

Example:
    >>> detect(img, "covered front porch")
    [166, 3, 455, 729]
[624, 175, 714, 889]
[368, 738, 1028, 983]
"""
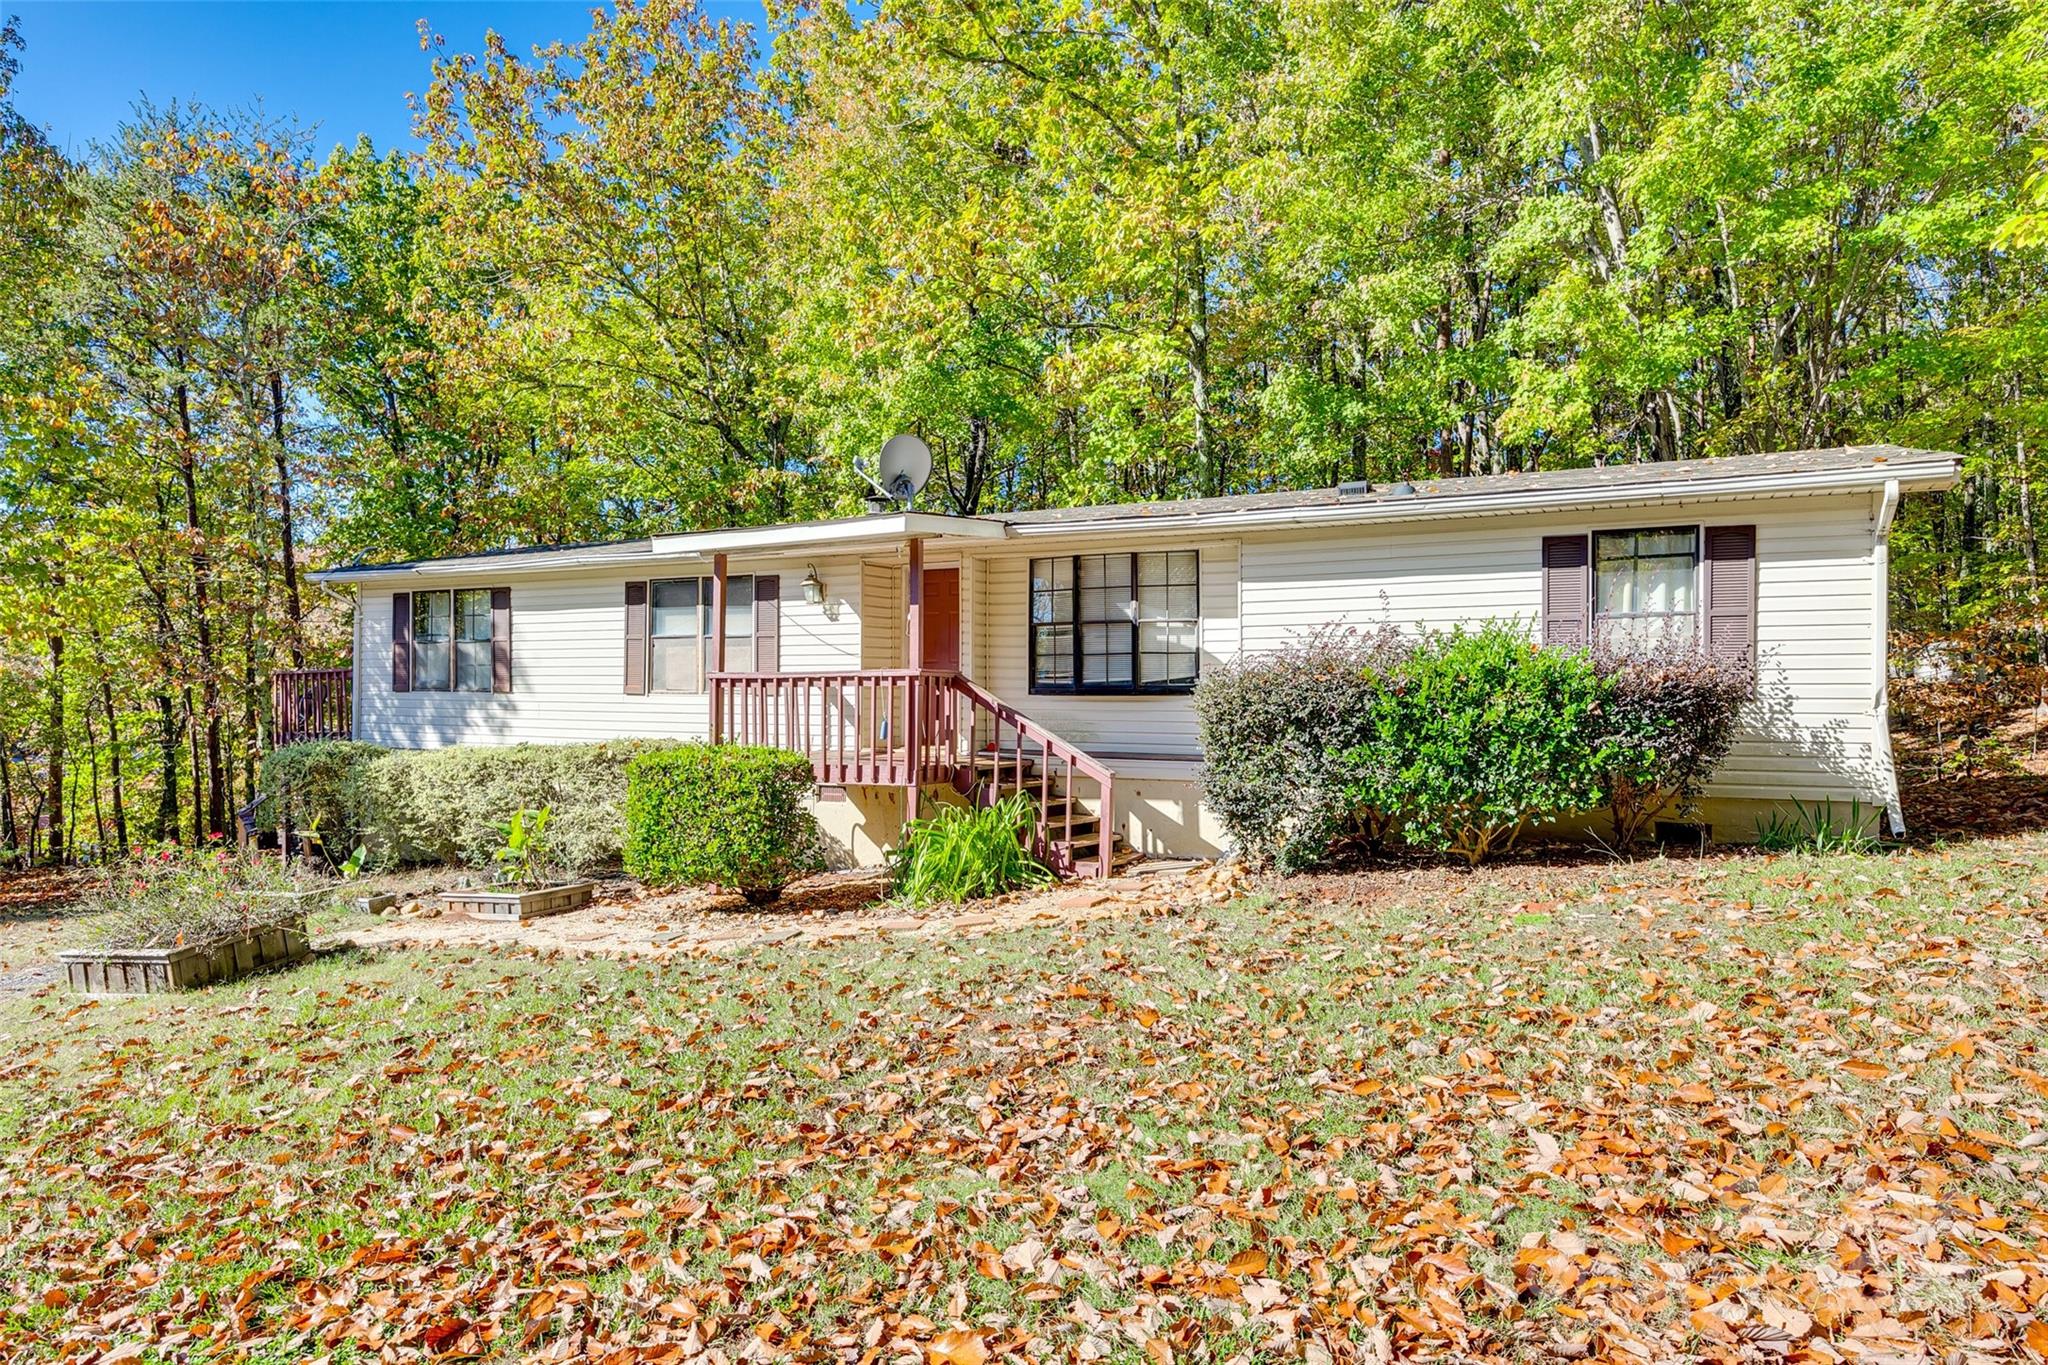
[702, 534, 1119, 878]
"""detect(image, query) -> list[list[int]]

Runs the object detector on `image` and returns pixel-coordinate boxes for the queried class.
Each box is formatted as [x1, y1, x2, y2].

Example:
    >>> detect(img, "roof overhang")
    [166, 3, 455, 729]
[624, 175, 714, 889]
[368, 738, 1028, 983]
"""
[309, 547, 653, 585]
[1003, 456, 1960, 541]
[308, 452, 1959, 584]
[309, 511, 1008, 585]
[648, 511, 1006, 557]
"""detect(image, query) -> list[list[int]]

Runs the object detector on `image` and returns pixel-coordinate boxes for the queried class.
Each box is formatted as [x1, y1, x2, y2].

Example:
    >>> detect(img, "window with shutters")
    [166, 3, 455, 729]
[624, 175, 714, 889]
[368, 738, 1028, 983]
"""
[649, 575, 754, 692]
[1593, 528, 1699, 647]
[411, 589, 500, 693]
[1030, 551, 1199, 694]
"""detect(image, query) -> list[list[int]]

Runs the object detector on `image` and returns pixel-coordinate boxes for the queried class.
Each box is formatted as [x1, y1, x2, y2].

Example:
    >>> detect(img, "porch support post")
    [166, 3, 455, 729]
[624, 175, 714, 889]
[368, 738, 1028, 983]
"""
[710, 553, 728, 741]
[905, 537, 923, 822]
[905, 537, 924, 670]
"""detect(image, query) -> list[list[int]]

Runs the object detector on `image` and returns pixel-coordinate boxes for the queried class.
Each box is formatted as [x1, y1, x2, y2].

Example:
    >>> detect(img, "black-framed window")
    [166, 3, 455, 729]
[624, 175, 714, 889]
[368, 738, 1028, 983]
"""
[1031, 551, 1198, 693]
[649, 575, 753, 693]
[412, 588, 495, 693]
[1594, 527, 1698, 647]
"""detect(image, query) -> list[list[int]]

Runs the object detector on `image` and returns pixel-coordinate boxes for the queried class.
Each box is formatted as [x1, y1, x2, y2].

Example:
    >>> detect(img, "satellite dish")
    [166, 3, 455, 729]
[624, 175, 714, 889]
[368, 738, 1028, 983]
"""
[876, 434, 932, 504]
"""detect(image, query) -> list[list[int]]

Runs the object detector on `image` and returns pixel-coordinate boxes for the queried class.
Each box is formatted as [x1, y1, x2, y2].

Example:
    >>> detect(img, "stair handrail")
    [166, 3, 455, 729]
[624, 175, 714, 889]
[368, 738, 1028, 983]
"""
[945, 674, 1116, 876]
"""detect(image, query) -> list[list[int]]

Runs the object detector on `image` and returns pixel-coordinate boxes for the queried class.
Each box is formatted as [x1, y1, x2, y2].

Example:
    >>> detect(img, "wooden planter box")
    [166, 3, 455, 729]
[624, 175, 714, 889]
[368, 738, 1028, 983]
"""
[441, 882, 595, 922]
[60, 922, 312, 995]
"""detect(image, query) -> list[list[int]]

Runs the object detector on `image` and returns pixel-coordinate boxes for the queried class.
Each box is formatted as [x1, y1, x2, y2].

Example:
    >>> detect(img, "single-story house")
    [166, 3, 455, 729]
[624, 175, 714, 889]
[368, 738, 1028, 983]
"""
[288, 444, 1959, 869]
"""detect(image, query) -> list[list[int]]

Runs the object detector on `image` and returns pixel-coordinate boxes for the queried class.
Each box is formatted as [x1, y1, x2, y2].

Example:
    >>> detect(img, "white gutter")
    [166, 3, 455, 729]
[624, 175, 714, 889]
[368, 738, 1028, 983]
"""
[1003, 460, 1959, 540]
[1872, 478, 1905, 835]
[650, 510, 1007, 556]
[310, 547, 681, 585]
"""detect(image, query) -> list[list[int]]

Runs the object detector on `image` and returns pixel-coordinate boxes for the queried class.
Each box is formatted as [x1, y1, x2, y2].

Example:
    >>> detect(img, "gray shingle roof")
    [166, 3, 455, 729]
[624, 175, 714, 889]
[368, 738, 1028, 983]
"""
[314, 444, 1954, 578]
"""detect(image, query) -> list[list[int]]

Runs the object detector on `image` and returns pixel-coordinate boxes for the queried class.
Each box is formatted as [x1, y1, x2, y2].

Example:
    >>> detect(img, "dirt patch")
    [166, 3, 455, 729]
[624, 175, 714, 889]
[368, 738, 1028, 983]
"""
[0, 865, 99, 978]
[326, 861, 1250, 959]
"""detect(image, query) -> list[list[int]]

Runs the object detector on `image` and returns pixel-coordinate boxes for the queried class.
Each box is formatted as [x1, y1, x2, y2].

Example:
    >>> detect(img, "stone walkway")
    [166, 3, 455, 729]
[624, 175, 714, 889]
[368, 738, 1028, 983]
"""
[323, 861, 1247, 961]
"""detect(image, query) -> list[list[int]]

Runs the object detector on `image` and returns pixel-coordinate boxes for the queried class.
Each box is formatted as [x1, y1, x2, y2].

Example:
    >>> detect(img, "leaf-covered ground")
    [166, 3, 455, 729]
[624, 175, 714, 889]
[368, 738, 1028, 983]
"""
[5, 838, 2048, 1364]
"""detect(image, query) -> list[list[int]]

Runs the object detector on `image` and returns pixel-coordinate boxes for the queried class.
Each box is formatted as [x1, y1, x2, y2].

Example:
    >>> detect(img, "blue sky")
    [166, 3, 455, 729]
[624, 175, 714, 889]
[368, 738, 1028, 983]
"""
[8, 1, 771, 158]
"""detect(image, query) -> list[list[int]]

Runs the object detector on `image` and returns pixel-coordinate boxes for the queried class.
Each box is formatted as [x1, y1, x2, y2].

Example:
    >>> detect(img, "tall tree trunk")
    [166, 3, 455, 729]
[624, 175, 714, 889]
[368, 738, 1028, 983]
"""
[271, 370, 304, 668]
[176, 370, 227, 837]
[44, 631, 63, 866]
[103, 678, 128, 855]
[2017, 431, 2044, 668]
[154, 693, 180, 844]
[0, 723, 16, 865]
[186, 688, 204, 845]
[241, 603, 258, 806]
[83, 700, 105, 855]
[1185, 242, 1218, 497]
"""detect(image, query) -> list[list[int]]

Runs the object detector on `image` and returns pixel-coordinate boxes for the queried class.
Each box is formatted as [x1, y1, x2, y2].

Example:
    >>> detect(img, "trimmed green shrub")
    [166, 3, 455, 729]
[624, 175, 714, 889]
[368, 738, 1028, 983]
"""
[888, 794, 1054, 905]
[1351, 623, 1616, 865]
[624, 745, 823, 903]
[1590, 641, 1751, 847]
[357, 741, 672, 876]
[1194, 625, 1411, 870]
[256, 741, 388, 840]
[258, 740, 668, 875]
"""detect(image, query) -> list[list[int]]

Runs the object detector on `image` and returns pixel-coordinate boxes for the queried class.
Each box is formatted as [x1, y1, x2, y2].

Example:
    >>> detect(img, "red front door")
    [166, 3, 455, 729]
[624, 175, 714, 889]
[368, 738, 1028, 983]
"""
[922, 568, 960, 671]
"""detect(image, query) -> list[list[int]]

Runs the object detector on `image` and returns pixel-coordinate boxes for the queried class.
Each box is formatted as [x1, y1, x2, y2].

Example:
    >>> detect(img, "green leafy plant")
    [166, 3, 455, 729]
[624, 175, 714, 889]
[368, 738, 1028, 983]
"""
[1349, 623, 1617, 866]
[1754, 798, 1880, 854]
[888, 794, 1055, 905]
[624, 745, 824, 904]
[491, 806, 558, 887]
[1195, 624, 1412, 870]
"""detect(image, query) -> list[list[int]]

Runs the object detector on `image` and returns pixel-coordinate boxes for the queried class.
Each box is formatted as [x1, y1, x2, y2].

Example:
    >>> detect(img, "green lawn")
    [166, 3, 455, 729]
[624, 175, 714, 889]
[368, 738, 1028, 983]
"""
[5, 837, 2048, 1362]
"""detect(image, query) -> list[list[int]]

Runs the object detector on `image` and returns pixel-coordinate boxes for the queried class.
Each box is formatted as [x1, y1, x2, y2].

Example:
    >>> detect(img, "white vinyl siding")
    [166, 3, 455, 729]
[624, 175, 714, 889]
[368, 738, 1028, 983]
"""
[355, 555, 865, 748]
[1237, 492, 1887, 805]
[350, 490, 1891, 815]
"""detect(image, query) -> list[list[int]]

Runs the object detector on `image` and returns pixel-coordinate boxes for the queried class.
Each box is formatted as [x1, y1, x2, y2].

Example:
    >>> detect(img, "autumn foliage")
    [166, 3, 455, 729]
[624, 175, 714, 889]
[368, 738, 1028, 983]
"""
[1192, 625, 1412, 870]
[6, 843, 2048, 1360]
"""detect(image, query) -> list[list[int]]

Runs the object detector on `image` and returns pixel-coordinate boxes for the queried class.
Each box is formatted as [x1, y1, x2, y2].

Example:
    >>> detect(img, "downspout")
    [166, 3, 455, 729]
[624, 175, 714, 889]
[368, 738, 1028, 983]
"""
[1872, 479, 1903, 834]
[353, 591, 365, 740]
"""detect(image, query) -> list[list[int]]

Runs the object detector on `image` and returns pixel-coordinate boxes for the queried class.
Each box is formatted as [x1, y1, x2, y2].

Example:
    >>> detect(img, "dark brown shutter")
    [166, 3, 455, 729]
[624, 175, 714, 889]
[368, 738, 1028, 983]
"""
[490, 587, 513, 693]
[1539, 535, 1591, 646]
[623, 581, 648, 695]
[753, 574, 780, 675]
[1703, 524, 1757, 668]
[391, 592, 413, 692]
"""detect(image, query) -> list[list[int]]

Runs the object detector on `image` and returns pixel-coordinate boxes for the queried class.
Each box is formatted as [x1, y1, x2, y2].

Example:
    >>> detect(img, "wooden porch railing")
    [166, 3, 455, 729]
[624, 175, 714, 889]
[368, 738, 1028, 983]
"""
[710, 669, 962, 788]
[945, 675, 1116, 878]
[710, 669, 1117, 877]
[272, 666, 353, 745]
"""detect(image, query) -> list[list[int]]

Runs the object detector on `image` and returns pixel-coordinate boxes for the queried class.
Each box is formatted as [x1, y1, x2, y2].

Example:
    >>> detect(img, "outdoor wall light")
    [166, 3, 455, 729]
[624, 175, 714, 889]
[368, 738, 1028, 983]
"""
[801, 564, 826, 605]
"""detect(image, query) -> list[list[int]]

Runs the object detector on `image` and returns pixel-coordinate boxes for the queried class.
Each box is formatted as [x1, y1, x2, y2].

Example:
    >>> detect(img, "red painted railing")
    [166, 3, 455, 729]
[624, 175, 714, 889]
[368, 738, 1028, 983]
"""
[710, 670, 962, 788]
[272, 667, 353, 745]
[945, 675, 1116, 878]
